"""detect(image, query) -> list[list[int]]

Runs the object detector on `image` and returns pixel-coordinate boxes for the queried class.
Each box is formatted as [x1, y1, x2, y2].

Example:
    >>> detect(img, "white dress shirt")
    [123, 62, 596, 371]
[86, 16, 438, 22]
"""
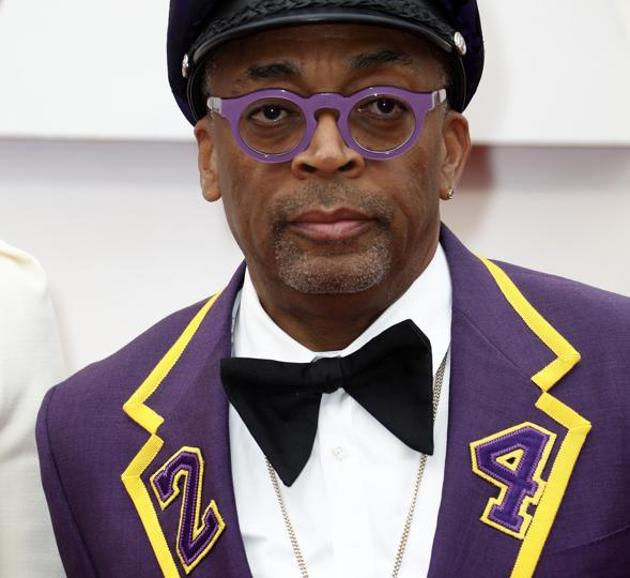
[230, 244, 452, 578]
[0, 241, 65, 577]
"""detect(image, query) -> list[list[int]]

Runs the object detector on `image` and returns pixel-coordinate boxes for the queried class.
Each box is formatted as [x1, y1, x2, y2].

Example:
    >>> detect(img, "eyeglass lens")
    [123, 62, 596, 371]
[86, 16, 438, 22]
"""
[351, 95, 416, 152]
[239, 99, 306, 155]
[238, 94, 416, 155]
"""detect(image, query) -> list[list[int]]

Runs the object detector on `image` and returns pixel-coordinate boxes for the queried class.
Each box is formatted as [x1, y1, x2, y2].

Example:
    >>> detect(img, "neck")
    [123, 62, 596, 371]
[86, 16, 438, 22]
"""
[256, 293, 393, 352]
[248, 242, 438, 352]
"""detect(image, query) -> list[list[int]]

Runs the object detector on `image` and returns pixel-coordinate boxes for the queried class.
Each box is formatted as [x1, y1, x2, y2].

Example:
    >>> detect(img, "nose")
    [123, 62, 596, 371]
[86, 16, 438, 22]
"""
[291, 112, 366, 179]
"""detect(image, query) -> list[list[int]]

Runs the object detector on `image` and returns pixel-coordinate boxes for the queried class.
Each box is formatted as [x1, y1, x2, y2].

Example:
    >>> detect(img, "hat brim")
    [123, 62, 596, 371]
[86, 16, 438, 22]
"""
[185, 7, 466, 122]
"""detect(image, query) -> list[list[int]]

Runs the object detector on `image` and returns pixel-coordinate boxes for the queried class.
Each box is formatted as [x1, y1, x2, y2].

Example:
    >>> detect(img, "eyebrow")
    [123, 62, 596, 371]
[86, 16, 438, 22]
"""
[245, 61, 299, 81]
[238, 50, 416, 86]
[349, 49, 415, 71]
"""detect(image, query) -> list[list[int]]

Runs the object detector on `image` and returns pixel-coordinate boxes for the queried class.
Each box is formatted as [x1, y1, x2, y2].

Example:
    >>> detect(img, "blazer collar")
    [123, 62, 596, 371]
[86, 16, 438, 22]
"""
[442, 225, 559, 379]
[428, 226, 589, 578]
[122, 262, 251, 578]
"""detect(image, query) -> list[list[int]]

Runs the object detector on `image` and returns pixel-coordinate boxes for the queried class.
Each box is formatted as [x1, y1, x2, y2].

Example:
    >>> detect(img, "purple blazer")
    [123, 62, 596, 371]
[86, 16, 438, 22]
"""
[37, 227, 630, 578]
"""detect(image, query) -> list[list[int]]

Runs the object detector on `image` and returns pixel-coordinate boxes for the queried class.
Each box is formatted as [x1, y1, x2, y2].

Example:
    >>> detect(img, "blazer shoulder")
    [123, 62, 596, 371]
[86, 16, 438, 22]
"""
[43, 299, 213, 426]
[495, 260, 630, 320]
[39, 261, 245, 451]
[494, 259, 630, 365]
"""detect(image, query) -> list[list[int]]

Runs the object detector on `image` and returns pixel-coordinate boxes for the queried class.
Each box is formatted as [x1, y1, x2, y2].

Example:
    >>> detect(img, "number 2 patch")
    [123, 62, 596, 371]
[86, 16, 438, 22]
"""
[470, 423, 557, 539]
[150, 447, 226, 574]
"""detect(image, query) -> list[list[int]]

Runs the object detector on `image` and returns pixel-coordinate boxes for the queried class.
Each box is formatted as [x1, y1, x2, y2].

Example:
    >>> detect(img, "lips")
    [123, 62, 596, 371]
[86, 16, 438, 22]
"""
[288, 208, 375, 241]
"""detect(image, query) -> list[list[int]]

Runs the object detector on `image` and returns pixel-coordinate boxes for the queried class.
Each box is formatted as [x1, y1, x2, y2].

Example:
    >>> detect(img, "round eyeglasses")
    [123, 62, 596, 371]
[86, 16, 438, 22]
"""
[207, 86, 447, 163]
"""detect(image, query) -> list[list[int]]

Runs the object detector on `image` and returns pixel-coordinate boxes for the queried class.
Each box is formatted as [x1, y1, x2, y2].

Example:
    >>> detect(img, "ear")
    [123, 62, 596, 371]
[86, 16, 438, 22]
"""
[438, 111, 472, 200]
[194, 116, 221, 202]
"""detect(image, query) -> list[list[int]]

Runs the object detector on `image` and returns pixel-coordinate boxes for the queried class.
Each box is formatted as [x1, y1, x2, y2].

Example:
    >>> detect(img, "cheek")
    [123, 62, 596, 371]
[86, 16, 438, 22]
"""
[391, 152, 437, 218]
[376, 146, 441, 259]
[215, 142, 279, 259]
[214, 141, 253, 249]
[215, 153, 242, 240]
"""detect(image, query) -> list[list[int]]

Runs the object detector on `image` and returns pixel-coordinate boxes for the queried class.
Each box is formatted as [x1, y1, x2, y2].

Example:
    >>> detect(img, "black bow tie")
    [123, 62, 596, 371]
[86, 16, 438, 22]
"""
[221, 320, 434, 486]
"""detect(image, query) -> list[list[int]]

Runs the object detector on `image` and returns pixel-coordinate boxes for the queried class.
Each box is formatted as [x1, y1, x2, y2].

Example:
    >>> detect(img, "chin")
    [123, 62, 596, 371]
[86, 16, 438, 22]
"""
[275, 245, 392, 296]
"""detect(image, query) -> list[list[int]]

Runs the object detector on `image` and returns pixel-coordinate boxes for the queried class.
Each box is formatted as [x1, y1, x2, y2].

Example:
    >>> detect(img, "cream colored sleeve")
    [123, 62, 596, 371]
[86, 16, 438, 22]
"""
[0, 240, 66, 577]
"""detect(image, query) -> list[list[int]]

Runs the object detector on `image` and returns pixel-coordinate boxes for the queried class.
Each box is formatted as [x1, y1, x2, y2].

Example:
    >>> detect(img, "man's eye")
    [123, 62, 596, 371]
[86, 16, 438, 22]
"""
[249, 105, 291, 123]
[359, 98, 407, 117]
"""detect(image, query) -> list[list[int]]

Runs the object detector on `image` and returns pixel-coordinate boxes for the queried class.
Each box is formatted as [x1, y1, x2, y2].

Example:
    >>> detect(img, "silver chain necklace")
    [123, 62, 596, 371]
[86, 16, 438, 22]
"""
[265, 350, 449, 578]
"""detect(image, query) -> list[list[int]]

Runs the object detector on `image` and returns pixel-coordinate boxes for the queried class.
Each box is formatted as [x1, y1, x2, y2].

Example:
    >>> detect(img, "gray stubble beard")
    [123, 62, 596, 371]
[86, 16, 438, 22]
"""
[270, 183, 394, 295]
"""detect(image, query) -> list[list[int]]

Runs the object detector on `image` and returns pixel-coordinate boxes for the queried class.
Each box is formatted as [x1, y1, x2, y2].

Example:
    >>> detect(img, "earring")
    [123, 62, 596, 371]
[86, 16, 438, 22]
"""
[447, 187, 455, 200]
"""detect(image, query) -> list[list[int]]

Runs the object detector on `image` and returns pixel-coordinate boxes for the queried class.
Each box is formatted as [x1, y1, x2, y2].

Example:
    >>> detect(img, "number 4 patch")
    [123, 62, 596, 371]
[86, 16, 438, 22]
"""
[470, 423, 557, 540]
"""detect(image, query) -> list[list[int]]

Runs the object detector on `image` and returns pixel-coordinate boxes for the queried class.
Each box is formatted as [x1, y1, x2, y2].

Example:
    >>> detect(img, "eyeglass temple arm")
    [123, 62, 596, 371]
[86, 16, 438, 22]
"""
[432, 89, 448, 108]
[207, 96, 222, 114]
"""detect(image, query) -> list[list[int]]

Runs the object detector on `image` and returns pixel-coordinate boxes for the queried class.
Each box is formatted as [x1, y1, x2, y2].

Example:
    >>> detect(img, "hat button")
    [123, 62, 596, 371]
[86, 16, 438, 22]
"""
[454, 32, 467, 56]
[182, 54, 191, 79]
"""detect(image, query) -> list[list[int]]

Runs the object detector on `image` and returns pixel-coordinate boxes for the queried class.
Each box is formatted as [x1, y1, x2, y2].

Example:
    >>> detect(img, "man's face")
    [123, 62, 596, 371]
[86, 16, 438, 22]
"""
[195, 24, 469, 302]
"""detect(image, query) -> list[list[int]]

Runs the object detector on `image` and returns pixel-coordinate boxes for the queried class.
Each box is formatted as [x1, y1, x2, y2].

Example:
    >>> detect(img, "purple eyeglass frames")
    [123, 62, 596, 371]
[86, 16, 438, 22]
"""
[207, 86, 447, 164]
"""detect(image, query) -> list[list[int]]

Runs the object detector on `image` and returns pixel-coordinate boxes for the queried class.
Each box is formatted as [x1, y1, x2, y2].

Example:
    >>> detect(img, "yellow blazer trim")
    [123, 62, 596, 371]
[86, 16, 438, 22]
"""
[479, 257, 581, 392]
[121, 294, 221, 578]
[478, 257, 592, 578]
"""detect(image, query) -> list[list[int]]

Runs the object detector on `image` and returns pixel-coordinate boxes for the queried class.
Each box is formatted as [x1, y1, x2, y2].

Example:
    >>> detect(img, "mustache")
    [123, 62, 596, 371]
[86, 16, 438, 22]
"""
[268, 182, 395, 224]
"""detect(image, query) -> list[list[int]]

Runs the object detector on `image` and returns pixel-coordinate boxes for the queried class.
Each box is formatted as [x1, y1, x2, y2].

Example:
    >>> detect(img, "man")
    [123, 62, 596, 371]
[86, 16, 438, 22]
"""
[0, 241, 65, 577]
[37, 1, 630, 577]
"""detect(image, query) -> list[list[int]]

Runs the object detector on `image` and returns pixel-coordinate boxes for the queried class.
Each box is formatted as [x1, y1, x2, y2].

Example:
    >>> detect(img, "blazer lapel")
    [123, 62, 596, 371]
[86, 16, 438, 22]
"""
[122, 263, 252, 578]
[428, 227, 590, 578]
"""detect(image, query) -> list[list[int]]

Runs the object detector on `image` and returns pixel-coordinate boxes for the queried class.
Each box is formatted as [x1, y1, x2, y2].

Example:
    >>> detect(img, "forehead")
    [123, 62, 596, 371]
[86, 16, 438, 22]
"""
[210, 23, 446, 89]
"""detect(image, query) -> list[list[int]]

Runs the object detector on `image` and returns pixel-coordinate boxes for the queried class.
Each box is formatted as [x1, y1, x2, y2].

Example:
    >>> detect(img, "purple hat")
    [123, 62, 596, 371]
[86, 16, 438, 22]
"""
[167, 0, 484, 124]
